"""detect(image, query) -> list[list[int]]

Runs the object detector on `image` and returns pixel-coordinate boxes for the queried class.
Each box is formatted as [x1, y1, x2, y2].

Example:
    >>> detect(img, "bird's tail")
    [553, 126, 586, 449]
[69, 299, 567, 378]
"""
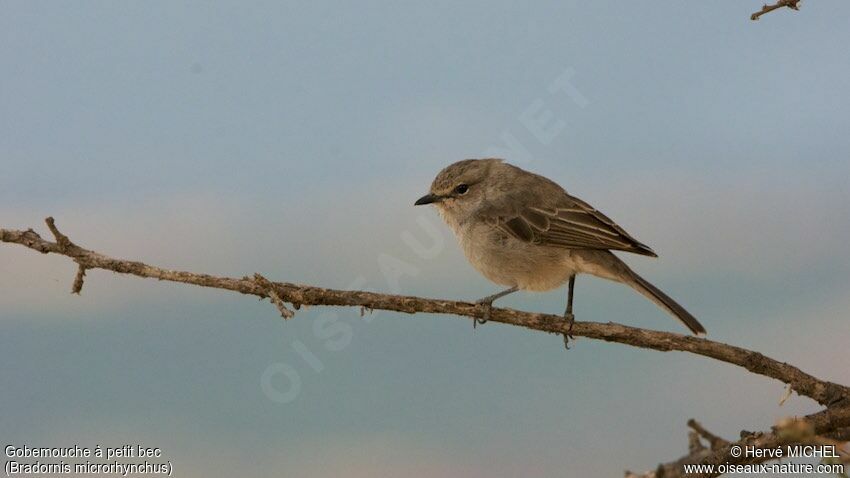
[615, 261, 706, 335]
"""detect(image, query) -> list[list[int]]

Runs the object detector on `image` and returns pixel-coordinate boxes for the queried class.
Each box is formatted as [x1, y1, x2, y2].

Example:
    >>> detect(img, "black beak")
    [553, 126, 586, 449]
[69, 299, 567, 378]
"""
[414, 193, 441, 206]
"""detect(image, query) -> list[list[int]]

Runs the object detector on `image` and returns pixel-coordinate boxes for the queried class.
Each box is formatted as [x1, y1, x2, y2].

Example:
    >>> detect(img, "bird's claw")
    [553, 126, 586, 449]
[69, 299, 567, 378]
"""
[472, 286, 519, 330]
[562, 312, 575, 349]
[474, 300, 494, 328]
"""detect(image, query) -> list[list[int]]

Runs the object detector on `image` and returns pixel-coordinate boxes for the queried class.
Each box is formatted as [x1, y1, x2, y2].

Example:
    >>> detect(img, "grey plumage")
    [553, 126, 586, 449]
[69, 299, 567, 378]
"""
[414, 158, 706, 335]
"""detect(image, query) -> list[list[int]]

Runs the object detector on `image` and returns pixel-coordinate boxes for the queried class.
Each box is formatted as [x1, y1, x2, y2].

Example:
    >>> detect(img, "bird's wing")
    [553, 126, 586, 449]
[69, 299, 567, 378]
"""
[487, 191, 658, 257]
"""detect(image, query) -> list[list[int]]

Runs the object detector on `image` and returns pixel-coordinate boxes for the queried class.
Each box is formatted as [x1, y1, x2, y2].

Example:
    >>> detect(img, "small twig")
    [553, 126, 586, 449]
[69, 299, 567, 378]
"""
[253, 273, 295, 319]
[72, 264, 87, 294]
[44, 217, 87, 294]
[779, 384, 793, 406]
[688, 419, 731, 451]
[688, 431, 706, 454]
[45, 216, 73, 251]
[751, 0, 801, 21]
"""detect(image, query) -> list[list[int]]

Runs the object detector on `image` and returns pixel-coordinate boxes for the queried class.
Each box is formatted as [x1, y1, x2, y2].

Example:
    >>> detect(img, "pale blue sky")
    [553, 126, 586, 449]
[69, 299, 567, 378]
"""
[2, 1, 850, 476]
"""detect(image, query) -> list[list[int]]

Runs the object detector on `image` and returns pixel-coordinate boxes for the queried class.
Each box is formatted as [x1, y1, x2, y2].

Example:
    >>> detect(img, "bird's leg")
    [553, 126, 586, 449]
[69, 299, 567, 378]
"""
[563, 275, 576, 349]
[474, 286, 518, 328]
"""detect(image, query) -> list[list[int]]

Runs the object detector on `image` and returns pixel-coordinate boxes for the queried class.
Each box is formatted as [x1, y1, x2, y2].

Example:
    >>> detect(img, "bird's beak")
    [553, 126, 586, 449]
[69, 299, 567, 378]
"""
[414, 193, 441, 206]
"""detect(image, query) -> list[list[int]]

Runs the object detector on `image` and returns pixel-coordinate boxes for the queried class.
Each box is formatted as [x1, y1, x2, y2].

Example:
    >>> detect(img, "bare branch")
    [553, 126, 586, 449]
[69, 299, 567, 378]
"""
[687, 419, 731, 450]
[751, 0, 801, 21]
[2, 218, 849, 409]
[72, 264, 87, 295]
[2, 218, 850, 477]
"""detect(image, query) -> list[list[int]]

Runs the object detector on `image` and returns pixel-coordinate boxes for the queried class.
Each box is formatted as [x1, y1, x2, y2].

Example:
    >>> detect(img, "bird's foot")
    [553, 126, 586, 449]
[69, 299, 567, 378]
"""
[472, 286, 519, 330]
[562, 312, 575, 349]
[473, 299, 494, 328]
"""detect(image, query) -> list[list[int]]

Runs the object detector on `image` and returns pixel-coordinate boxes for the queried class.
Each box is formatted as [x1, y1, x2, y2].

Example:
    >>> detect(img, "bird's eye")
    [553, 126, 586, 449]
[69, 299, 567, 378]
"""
[454, 184, 469, 195]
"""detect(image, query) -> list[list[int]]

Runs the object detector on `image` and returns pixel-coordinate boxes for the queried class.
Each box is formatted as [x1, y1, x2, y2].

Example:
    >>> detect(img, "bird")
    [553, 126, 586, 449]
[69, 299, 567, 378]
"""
[413, 158, 706, 340]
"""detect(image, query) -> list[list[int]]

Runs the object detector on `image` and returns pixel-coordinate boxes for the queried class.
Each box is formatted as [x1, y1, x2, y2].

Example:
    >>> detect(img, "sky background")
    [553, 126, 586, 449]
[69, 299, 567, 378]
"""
[2, 1, 849, 476]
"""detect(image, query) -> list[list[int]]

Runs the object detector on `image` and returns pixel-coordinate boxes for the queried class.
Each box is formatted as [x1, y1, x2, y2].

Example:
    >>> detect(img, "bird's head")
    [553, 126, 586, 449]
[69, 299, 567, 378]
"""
[414, 158, 502, 222]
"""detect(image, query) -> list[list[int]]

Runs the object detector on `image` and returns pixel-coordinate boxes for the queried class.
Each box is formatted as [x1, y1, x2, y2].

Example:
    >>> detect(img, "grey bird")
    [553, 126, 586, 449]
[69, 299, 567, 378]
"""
[414, 158, 706, 337]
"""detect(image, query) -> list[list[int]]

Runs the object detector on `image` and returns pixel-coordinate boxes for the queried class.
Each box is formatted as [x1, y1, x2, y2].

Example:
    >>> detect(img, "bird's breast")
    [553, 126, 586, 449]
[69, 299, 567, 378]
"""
[455, 221, 576, 291]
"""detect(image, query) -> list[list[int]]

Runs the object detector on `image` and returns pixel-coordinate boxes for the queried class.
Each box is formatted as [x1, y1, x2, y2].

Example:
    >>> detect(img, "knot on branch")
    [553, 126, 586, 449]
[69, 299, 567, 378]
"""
[253, 273, 295, 319]
[2, 228, 52, 254]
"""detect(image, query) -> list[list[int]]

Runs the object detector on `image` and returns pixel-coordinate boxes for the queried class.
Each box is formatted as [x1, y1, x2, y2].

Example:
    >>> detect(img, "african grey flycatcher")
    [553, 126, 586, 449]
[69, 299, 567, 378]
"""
[414, 159, 706, 336]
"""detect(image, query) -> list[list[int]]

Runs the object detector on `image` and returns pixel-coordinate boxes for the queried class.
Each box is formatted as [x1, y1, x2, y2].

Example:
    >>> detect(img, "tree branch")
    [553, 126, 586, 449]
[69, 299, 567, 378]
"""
[751, 0, 801, 21]
[627, 407, 850, 478]
[2, 218, 849, 408]
[687, 419, 730, 451]
[2, 217, 849, 477]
